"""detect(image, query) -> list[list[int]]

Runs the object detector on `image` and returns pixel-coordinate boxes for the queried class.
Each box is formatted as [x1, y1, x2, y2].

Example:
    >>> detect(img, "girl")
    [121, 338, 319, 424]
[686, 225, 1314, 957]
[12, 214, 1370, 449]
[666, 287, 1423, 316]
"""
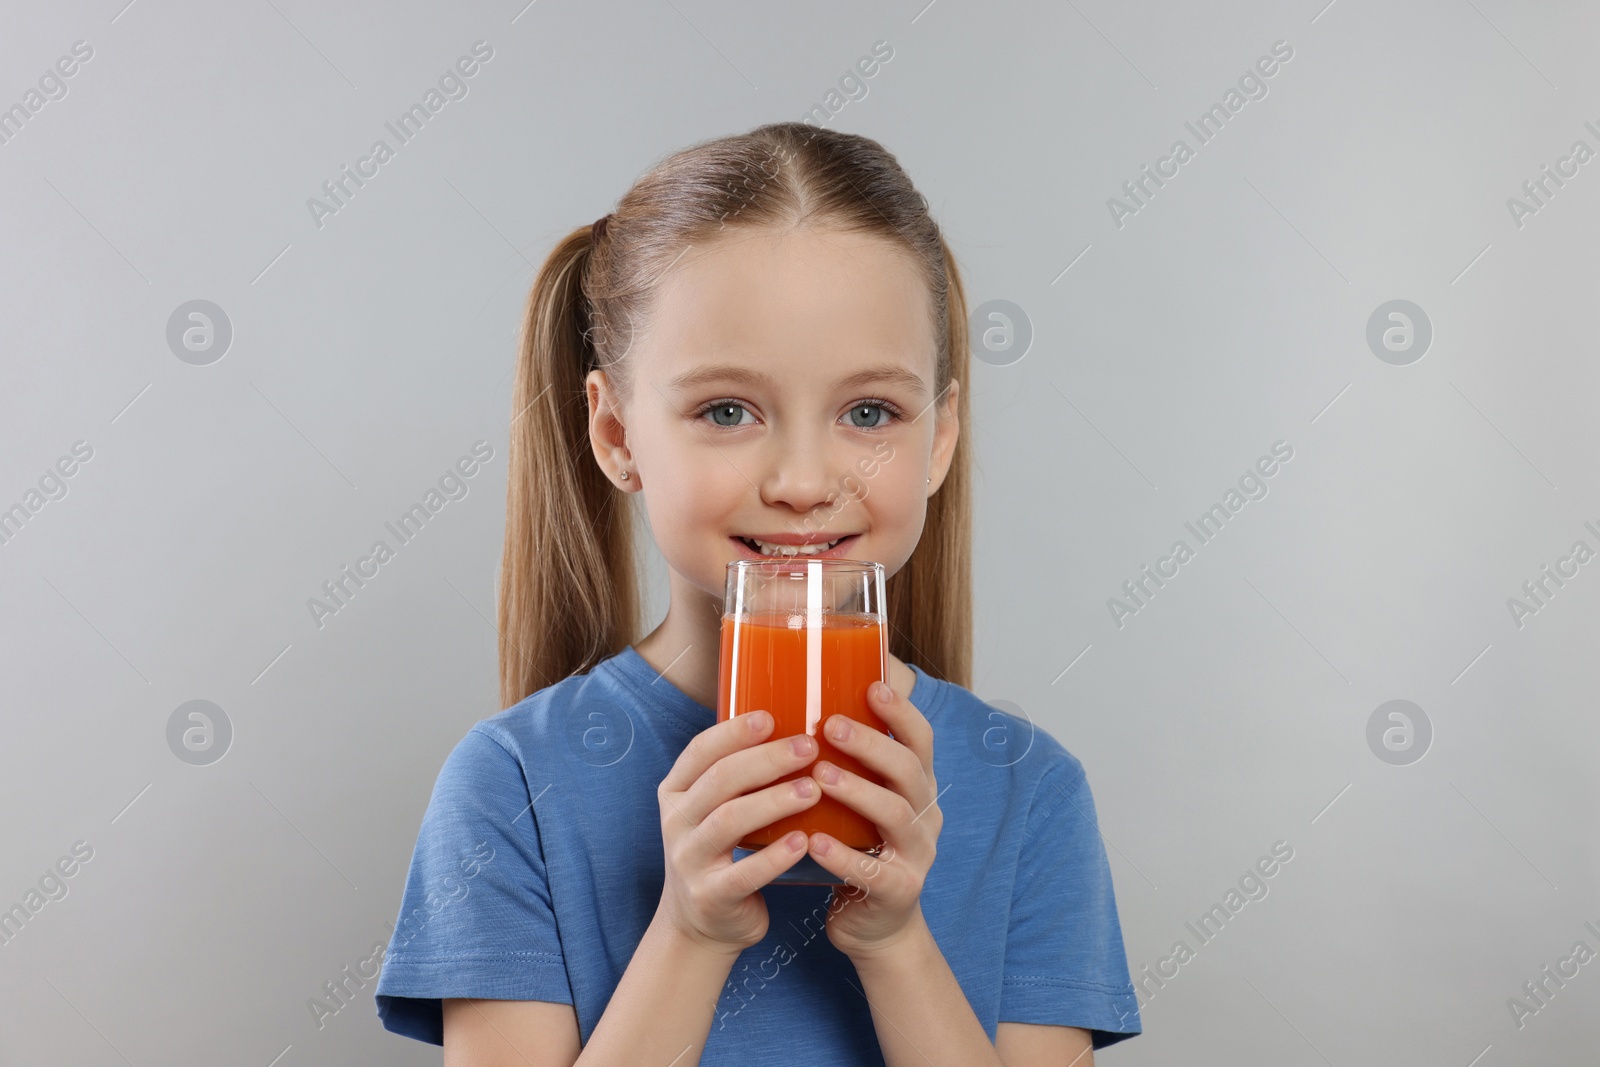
[374, 122, 1141, 1065]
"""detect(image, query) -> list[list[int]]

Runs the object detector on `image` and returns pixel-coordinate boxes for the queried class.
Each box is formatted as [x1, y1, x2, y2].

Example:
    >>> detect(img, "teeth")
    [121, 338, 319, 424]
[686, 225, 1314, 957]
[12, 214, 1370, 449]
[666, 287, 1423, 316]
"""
[745, 536, 844, 557]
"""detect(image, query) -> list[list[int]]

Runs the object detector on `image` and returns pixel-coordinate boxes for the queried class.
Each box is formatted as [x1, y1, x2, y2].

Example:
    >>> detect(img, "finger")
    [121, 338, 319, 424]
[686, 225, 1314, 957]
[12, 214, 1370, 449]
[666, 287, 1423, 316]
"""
[824, 708, 932, 811]
[865, 682, 935, 780]
[804, 830, 901, 895]
[660, 709, 773, 796]
[812, 759, 936, 860]
[677, 730, 819, 826]
[709, 829, 811, 897]
[687, 775, 822, 863]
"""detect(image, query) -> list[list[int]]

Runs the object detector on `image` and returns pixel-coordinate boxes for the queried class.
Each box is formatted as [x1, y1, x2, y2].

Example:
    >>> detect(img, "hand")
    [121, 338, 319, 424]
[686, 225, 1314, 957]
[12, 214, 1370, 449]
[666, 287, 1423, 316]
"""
[655, 709, 824, 956]
[805, 680, 942, 960]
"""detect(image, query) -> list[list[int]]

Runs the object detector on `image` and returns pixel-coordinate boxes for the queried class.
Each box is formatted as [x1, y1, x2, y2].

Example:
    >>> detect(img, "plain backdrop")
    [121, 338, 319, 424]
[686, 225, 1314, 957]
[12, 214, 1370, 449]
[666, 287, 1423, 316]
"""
[2, 1, 1598, 1064]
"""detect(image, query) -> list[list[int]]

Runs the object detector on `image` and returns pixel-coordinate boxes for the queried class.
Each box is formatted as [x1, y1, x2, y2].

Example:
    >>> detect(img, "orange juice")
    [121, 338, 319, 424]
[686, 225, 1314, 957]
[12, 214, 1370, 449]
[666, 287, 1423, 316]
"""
[716, 611, 890, 851]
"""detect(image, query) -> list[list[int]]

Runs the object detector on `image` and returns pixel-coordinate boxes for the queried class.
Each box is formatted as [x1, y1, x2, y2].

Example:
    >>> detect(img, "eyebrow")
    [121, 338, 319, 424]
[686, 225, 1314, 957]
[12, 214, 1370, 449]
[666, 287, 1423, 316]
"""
[665, 363, 927, 394]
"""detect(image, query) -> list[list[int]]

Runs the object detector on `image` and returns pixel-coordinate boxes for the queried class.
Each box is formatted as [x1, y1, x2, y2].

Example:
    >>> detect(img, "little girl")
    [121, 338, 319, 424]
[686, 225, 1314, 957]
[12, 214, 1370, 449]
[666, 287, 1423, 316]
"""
[374, 122, 1141, 1065]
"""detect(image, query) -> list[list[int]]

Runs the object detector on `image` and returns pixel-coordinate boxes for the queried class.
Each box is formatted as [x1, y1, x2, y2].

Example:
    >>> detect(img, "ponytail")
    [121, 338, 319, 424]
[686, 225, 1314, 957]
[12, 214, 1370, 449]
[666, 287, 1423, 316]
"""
[884, 232, 973, 690]
[497, 226, 640, 709]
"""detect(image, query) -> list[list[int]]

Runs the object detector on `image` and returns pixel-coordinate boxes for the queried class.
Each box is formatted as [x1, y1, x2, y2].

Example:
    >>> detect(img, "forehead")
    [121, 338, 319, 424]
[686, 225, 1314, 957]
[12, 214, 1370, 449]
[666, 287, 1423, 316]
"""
[637, 226, 936, 393]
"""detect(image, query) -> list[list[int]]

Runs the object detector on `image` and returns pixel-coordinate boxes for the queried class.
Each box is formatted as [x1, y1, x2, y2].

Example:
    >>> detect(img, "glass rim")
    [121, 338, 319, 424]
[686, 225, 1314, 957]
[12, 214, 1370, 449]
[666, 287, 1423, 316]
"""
[724, 557, 884, 576]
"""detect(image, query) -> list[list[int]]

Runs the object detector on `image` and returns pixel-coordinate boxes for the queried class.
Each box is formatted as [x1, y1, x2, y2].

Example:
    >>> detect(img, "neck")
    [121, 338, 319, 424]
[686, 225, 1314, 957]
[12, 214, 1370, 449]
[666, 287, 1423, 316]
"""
[633, 580, 723, 709]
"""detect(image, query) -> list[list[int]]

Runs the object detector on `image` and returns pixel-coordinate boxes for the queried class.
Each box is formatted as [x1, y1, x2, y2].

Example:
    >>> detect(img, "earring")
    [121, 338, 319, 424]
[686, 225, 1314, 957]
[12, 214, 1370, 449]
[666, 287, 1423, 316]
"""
[621, 470, 630, 480]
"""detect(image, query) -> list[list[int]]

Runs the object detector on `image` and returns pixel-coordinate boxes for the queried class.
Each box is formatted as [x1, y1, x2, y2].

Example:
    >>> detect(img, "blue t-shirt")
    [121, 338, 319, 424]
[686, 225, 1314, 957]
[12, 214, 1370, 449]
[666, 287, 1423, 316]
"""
[375, 645, 1141, 1058]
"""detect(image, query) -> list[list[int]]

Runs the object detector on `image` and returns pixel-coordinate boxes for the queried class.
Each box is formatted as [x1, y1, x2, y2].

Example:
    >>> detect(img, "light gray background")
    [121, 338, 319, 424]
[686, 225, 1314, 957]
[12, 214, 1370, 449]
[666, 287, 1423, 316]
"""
[3, 0, 1597, 1064]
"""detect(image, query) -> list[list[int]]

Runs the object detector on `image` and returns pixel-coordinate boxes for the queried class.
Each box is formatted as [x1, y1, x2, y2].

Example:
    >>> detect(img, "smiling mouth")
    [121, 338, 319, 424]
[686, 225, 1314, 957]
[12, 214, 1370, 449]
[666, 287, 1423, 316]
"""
[733, 534, 860, 558]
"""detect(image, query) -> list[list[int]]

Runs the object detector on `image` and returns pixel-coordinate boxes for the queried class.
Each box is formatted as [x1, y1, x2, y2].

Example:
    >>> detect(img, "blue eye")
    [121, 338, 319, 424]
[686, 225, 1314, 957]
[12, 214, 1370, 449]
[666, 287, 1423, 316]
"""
[692, 398, 906, 430]
[845, 401, 900, 429]
[700, 402, 754, 428]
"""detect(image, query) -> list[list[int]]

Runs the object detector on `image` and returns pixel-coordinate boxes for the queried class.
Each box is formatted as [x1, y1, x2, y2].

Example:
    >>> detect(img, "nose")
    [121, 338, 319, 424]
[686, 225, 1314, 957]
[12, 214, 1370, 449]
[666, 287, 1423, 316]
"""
[757, 428, 845, 519]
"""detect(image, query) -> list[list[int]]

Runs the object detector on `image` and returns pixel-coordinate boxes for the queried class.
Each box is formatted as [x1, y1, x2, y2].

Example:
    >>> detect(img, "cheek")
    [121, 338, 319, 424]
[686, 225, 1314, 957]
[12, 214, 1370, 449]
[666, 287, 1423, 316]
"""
[643, 450, 743, 539]
[863, 469, 925, 529]
[864, 475, 927, 575]
[638, 425, 712, 508]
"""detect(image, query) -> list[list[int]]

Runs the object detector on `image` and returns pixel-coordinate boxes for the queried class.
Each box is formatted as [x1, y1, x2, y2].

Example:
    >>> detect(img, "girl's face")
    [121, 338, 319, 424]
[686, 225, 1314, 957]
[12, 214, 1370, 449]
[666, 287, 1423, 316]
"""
[586, 226, 960, 602]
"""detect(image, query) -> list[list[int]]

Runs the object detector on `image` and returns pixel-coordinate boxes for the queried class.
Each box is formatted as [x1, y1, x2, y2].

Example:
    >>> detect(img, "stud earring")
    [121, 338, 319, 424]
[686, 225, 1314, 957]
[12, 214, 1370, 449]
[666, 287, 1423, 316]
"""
[621, 470, 630, 480]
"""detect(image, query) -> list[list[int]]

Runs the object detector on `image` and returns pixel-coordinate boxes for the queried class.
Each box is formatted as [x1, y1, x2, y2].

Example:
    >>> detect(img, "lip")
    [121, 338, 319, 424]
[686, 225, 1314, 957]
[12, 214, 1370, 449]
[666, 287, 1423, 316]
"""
[731, 533, 862, 559]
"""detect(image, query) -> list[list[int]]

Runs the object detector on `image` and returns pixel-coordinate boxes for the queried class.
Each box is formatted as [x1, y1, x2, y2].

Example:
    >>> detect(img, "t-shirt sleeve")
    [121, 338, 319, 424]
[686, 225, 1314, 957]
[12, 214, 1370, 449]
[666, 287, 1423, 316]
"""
[999, 758, 1142, 1049]
[374, 725, 573, 1045]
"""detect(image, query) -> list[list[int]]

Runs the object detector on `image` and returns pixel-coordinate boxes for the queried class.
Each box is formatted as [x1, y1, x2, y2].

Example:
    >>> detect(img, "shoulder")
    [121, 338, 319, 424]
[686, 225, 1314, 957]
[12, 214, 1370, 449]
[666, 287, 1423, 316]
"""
[417, 665, 628, 808]
[421, 663, 643, 832]
[466, 662, 630, 768]
[914, 669, 1089, 829]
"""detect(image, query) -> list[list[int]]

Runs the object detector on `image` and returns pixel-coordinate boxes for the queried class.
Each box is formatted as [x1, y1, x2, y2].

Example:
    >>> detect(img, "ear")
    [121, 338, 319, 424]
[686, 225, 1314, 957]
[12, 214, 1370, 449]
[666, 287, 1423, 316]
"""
[926, 376, 960, 494]
[586, 369, 637, 490]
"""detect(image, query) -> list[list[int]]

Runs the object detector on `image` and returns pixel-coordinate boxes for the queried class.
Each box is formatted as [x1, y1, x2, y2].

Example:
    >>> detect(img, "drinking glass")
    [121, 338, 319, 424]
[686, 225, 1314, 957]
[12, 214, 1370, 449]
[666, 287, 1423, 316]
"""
[717, 557, 890, 885]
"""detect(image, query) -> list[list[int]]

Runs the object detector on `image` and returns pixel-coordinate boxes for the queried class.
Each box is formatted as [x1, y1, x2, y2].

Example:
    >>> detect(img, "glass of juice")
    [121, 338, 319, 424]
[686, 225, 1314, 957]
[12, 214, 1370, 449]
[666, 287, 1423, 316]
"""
[716, 557, 890, 885]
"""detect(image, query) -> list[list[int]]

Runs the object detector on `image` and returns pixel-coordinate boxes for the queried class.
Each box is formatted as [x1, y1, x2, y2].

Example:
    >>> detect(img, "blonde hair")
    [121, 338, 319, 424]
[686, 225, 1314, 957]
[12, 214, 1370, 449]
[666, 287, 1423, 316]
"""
[498, 121, 973, 708]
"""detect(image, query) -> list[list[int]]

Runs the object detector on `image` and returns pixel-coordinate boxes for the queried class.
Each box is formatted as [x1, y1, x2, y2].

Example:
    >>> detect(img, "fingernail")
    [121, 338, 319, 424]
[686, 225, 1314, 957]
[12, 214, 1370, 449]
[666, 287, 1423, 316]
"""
[748, 711, 770, 733]
[811, 834, 832, 856]
[790, 733, 815, 757]
[787, 831, 806, 851]
[873, 681, 893, 702]
[793, 776, 815, 798]
[829, 716, 853, 742]
[816, 761, 840, 785]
